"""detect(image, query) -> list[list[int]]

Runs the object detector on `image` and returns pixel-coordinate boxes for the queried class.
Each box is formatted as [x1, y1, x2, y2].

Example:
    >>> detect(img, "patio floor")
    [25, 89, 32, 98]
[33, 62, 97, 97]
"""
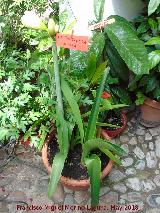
[0, 110, 160, 213]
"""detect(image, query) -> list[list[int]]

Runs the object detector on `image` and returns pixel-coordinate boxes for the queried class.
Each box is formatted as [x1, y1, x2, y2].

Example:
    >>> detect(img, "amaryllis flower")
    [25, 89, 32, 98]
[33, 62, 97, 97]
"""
[21, 11, 47, 30]
[102, 91, 111, 99]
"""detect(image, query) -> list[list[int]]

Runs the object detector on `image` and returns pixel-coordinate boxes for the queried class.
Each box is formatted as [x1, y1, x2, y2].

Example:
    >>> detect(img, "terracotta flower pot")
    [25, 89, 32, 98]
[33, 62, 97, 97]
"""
[140, 97, 160, 127]
[19, 135, 30, 147]
[41, 132, 113, 191]
[101, 113, 127, 139]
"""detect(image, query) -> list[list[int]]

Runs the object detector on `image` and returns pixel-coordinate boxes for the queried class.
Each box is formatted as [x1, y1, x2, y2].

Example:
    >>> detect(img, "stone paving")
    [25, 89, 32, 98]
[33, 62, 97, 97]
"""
[0, 115, 160, 213]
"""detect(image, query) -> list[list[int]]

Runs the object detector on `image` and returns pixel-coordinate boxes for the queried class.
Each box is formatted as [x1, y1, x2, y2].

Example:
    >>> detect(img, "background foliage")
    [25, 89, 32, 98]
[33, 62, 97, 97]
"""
[0, 0, 58, 144]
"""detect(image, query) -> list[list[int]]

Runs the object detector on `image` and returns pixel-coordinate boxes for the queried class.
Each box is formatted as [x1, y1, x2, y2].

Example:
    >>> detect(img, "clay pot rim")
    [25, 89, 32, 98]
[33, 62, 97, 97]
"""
[144, 97, 160, 109]
[41, 132, 113, 188]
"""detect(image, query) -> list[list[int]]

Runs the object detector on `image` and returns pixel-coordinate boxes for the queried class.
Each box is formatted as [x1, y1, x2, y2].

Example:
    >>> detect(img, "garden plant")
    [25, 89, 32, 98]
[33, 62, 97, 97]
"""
[129, 0, 160, 126]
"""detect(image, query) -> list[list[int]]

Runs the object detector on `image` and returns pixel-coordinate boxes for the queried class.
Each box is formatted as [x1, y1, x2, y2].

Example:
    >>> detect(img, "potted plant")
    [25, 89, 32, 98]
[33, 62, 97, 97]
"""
[100, 110, 127, 139]
[21, 10, 126, 207]
[47, 38, 126, 207]
[130, 0, 160, 127]
[46, 33, 126, 207]
[97, 91, 127, 138]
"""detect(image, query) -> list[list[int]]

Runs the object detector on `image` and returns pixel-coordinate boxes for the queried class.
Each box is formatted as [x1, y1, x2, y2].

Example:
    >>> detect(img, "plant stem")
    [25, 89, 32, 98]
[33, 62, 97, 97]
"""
[52, 41, 64, 116]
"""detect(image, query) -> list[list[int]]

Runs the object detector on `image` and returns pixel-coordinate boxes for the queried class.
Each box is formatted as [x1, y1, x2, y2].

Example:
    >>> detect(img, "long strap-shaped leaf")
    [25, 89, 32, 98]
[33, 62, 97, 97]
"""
[85, 154, 101, 207]
[82, 138, 125, 161]
[48, 118, 69, 198]
[61, 77, 84, 143]
[56, 109, 69, 154]
[100, 148, 122, 165]
[85, 67, 109, 141]
[48, 42, 69, 199]
[48, 152, 67, 198]
[96, 122, 121, 128]
[91, 61, 108, 84]
[82, 104, 126, 118]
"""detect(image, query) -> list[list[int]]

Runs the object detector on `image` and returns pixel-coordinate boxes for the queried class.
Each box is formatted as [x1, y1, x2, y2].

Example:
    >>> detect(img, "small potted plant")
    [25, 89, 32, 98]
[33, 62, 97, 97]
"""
[98, 91, 127, 138]
[100, 110, 127, 138]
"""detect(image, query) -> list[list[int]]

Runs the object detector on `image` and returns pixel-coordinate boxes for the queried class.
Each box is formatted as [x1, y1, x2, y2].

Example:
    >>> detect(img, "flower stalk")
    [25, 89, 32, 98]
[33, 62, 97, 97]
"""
[52, 41, 64, 116]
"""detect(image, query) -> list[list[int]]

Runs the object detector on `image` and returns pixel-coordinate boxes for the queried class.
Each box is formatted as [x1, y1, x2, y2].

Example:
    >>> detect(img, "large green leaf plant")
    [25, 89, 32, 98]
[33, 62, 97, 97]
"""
[66, 0, 151, 106]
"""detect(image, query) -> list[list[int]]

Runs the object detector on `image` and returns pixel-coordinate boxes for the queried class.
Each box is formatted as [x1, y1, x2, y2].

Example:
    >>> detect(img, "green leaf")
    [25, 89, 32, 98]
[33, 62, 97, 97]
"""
[37, 125, 48, 150]
[0, 128, 9, 140]
[63, 19, 77, 34]
[111, 87, 132, 105]
[56, 108, 69, 154]
[101, 99, 127, 110]
[105, 15, 150, 75]
[82, 102, 126, 119]
[85, 154, 101, 207]
[148, 0, 160, 16]
[24, 114, 49, 141]
[69, 33, 105, 77]
[106, 75, 119, 84]
[85, 67, 109, 141]
[94, 0, 105, 21]
[145, 37, 160, 46]
[91, 61, 107, 84]
[100, 148, 121, 165]
[137, 22, 150, 35]
[146, 75, 157, 93]
[105, 39, 129, 82]
[83, 138, 125, 160]
[38, 38, 53, 51]
[106, 141, 126, 155]
[135, 92, 145, 105]
[90, 32, 105, 60]
[48, 153, 67, 199]
[148, 18, 158, 31]
[153, 86, 160, 100]
[61, 77, 84, 143]
[148, 50, 160, 69]
[86, 54, 97, 81]
[96, 122, 121, 128]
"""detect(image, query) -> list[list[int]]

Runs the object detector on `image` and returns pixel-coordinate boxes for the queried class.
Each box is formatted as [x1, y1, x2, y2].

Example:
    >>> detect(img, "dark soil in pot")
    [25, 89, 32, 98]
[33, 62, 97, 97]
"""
[104, 112, 123, 130]
[48, 138, 109, 180]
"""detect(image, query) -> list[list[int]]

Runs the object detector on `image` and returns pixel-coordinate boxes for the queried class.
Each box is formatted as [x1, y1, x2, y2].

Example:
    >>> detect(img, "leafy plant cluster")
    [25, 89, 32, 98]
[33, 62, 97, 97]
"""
[131, 0, 160, 103]
[0, 0, 60, 145]
[0, 44, 56, 144]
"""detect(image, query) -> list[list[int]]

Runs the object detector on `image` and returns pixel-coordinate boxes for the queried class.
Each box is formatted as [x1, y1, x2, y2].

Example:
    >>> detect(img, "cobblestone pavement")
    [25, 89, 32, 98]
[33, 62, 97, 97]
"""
[0, 115, 160, 213]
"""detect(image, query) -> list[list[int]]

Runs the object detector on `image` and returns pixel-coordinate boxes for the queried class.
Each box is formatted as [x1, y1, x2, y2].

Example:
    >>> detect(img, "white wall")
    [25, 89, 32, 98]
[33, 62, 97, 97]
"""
[62, 0, 144, 35]
[103, 0, 144, 20]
